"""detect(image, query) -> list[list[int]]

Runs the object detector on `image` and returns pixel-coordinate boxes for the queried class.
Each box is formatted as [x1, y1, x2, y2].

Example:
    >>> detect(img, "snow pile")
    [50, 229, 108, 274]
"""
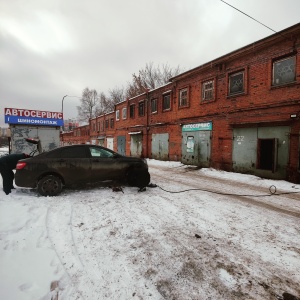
[0, 154, 299, 299]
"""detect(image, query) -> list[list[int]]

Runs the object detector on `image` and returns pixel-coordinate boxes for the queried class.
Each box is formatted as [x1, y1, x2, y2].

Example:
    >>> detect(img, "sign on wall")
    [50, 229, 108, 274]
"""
[182, 122, 212, 132]
[4, 108, 64, 127]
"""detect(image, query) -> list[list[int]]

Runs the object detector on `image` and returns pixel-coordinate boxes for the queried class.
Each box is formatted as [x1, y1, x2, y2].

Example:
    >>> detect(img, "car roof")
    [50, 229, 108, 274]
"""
[56, 144, 109, 150]
[36, 144, 114, 157]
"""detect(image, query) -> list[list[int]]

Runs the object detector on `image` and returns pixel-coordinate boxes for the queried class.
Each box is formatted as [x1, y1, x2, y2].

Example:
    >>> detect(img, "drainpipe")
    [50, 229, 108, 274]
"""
[145, 89, 150, 158]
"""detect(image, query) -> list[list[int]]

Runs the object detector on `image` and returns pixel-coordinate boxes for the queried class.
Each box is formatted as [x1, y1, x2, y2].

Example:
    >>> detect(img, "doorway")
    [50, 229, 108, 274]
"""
[257, 138, 277, 172]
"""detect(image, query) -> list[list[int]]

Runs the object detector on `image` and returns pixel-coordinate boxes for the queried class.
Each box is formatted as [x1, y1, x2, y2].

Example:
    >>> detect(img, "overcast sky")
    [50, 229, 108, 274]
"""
[0, 0, 299, 127]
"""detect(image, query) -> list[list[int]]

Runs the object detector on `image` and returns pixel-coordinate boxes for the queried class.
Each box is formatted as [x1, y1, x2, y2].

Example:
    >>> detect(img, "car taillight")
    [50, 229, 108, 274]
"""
[16, 162, 27, 170]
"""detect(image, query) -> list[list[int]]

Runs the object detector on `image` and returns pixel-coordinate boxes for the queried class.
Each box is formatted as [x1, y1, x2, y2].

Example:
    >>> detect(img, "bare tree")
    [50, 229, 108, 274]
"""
[158, 63, 182, 86]
[126, 62, 183, 98]
[76, 63, 183, 122]
[77, 88, 100, 122]
[108, 86, 125, 107]
[126, 74, 147, 99]
[97, 92, 113, 114]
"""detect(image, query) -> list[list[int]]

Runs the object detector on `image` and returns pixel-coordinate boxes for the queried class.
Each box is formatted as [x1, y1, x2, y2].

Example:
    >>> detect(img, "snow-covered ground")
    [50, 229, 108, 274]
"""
[0, 147, 299, 300]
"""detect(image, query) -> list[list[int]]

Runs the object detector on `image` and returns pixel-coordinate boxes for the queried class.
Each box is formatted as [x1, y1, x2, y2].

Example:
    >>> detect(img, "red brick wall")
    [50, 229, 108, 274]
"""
[61, 24, 300, 182]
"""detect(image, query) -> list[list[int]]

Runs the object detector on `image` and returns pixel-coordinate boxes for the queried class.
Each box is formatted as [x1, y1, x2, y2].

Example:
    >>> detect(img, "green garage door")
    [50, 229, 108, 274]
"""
[151, 133, 169, 160]
[181, 131, 211, 167]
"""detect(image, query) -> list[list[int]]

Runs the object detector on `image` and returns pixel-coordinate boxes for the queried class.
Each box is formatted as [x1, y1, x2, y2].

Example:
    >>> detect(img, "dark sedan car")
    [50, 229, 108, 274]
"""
[15, 144, 150, 196]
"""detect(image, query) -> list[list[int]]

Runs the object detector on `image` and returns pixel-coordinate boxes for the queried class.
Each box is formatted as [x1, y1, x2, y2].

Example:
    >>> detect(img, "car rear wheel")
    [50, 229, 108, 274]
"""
[127, 169, 150, 188]
[37, 175, 62, 196]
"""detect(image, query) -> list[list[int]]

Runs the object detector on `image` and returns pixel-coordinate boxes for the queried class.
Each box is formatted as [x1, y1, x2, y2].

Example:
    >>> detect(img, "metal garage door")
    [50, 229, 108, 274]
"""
[181, 131, 211, 167]
[151, 133, 169, 160]
[117, 136, 126, 155]
[232, 127, 257, 172]
[232, 126, 289, 179]
[130, 134, 143, 157]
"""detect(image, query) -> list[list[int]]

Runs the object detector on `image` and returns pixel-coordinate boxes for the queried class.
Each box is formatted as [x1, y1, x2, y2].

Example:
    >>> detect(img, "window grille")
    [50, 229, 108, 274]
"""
[229, 72, 244, 95]
[273, 56, 296, 86]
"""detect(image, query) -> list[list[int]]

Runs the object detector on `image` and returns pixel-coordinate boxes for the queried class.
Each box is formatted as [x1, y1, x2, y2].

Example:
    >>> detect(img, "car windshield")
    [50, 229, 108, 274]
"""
[89, 147, 115, 158]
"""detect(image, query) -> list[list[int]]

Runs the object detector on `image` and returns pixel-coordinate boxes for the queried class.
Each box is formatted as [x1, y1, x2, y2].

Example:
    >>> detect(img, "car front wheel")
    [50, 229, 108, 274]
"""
[37, 175, 63, 196]
[127, 169, 150, 188]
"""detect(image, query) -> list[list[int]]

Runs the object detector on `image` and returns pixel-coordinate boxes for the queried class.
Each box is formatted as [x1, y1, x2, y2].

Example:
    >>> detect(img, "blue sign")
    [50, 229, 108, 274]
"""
[5, 115, 64, 126]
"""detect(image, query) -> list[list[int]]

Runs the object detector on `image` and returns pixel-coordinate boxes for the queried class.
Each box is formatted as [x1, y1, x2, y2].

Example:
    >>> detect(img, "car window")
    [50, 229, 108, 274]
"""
[89, 147, 114, 158]
[59, 147, 87, 158]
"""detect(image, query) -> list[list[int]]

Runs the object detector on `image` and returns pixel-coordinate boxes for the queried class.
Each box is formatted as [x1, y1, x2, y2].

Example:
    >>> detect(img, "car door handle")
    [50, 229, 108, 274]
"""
[58, 159, 66, 162]
[92, 159, 100, 162]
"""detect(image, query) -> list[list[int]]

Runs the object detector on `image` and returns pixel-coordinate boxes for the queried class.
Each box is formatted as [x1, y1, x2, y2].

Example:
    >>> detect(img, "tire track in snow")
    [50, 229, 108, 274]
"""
[62, 194, 152, 299]
[46, 199, 103, 299]
[151, 164, 300, 202]
[150, 166, 300, 219]
[144, 167, 300, 298]
[114, 189, 270, 299]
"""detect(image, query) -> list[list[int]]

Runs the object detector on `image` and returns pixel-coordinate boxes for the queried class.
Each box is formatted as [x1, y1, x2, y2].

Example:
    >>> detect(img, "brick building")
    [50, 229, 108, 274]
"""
[61, 124, 90, 145]
[61, 23, 300, 183]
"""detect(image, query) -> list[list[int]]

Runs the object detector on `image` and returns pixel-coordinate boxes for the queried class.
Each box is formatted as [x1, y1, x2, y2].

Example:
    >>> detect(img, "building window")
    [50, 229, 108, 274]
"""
[105, 120, 109, 129]
[130, 104, 135, 118]
[179, 88, 188, 107]
[97, 122, 100, 131]
[93, 123, 96, 132]
[272, 56, 296, 86]
[110, 118, 114, 128]
[229, 71, 244, 95]
[202, 80, 214, 101]
[122, 107, 127, 119]
[116, 110, 120, 121]
[163, 93, 171, 111]
[151, 98, 157, 113]
[138, 101, 145, 116]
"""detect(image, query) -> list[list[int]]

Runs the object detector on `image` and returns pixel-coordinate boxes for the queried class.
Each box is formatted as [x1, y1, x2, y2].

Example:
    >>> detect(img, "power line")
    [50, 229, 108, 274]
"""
[220, 0, 277, 33]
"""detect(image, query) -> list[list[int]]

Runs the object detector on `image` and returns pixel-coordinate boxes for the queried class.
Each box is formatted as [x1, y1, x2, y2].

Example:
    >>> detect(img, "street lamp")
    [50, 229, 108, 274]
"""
[61, 95, 81, 115]
[61, 94, 68, 113]
[61, 95, 68, 136]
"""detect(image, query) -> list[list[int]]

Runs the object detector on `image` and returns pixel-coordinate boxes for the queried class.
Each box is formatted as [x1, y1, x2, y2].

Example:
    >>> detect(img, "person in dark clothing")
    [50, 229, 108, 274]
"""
[0, 153, 29, 195]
